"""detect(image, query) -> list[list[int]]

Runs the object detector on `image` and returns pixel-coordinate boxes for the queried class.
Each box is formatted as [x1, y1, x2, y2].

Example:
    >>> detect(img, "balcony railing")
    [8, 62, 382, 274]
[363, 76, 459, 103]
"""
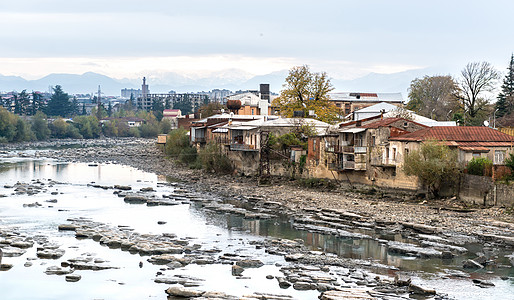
[230, 143, 258, 151]
[343, 161, 355, 169]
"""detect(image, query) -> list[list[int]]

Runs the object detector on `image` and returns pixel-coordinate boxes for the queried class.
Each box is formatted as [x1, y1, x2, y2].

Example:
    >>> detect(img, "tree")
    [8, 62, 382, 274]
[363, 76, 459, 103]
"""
[457, 62, 500, 125]
[31, 111, 51, 140]
[46, 85, 73, 117]
[107, 102, 113, 117]
[406, 75, 460, 120]
[496, 54, 514, 118]
[173, 95, 193, 115]
[200, 101, 225, 118]
[31, 92, 45, 116]
[272, 65, 339, 123]
[403, 140, 462, 198]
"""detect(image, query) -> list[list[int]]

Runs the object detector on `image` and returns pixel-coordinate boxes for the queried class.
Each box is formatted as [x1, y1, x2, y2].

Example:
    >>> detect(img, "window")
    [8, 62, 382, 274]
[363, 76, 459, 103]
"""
[392, 148, 397, 161]
[472, 152, 480, 158]
[251, 109, 255, 115]
[371, 136, 376, 146]
[313, 139, 317, 152]
[494, 150, 506, 164]
[405, 148, 409, 156]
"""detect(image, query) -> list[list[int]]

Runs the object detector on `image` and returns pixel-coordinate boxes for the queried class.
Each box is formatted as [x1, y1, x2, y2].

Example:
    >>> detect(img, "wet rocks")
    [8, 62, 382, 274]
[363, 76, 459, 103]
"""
[123, 195, 147, 204]
[114, 185, 131, 191]
[45, 265, 74, 275]
[472, 279, 495, 288]
[231, 265, 244, 276]
[65, 274, 82, 282]
[235, 259, 264, 268]
[37, 248, 65, 259]
[0, 264, 13, 271]
[387, 241, 442, 258]
[462, 259, 484, 269]
[165, 285, 205, 298]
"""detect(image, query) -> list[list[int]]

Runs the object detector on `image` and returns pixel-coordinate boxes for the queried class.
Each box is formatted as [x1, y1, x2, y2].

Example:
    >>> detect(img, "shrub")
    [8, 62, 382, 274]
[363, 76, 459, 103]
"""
[467, 157, 493, 176]
[199, 142, 233, 174]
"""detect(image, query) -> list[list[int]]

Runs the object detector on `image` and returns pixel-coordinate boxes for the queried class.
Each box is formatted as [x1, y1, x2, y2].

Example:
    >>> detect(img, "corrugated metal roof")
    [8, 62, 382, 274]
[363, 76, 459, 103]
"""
[458, 146, 490, 152]
[390, 126, 514, 142]
[340, 128, 367, 133]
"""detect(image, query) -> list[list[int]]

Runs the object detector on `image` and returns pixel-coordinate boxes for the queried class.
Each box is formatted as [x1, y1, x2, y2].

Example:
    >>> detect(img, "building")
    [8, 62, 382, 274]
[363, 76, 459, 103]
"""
[329, 92, 404, 116]
[121, 88, 142, 99]
[223, 84, 273, 115]
[389, 126, 514, 167]
[351, 102, 457, 126]
[163, 109, 182, 129]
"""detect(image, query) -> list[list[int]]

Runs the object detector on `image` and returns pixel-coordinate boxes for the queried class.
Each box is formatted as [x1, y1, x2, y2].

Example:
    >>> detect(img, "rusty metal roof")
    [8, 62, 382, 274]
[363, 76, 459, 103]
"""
[390, 126, 514, 142]
[362, 117, 428, 129]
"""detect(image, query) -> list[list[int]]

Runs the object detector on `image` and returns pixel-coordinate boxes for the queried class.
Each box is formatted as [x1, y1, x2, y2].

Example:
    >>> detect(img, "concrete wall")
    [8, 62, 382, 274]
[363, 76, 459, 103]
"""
[488, 184, 514, 207]
[459, 174, 493, 205]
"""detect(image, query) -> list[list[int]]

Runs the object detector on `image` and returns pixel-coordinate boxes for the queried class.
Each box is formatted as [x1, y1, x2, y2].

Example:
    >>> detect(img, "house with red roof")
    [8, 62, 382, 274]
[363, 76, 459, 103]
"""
[389, 126, 514, 167]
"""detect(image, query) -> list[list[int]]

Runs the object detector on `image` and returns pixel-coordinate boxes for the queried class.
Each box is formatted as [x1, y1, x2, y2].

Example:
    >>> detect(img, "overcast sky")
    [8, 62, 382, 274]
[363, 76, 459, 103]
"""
[1, 0, 513, 80]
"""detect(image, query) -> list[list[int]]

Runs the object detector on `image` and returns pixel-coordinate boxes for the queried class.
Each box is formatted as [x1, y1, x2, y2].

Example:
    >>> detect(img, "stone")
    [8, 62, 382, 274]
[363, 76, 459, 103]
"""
[114, 185, 132, 191]
[232, 265, 244, 276]
[463, 259, 484, 269]
[58, 224, 78, 231]
[394, 274, 411, 286]
[37, 249, 65, 259]
[235, 259, 264, 268]
[408, 283, 436, 295]
[45, 266, 74, 275]
[65, 274, 82, 282]
[292, 282, 314, 290]
[0, 264, 13, 271]
[165, 285, 204, 297]
[123, 196, 147, 204]
[276, 277, 291, 289]
[320, 289, 375, 300]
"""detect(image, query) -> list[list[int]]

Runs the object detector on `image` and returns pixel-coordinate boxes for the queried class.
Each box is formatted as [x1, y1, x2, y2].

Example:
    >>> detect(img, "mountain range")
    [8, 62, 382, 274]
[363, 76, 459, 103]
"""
[0, 68, 442, 99]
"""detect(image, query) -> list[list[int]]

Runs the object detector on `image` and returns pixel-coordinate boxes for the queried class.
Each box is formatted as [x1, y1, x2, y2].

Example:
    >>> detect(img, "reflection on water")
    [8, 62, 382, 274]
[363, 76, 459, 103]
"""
[0, 157, 512, 300]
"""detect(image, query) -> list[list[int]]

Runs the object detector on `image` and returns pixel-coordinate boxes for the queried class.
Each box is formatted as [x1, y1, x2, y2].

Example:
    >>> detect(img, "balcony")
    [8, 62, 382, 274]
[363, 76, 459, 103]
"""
[230, 143, 258, 151]
[193, 137, 206, 143]
[343, 161, 355, 169]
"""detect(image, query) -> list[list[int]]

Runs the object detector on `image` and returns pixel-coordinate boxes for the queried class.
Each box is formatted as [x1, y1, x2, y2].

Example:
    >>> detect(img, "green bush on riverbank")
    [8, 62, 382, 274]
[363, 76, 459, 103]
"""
[165, 129, 232, 174]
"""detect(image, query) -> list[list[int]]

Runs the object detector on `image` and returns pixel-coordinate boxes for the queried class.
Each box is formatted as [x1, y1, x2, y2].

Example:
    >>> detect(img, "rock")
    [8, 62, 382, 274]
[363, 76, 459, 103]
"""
[472, 279, 495, 288]
[293, 281, 314, 290]
[0, 264, 13, 271]
[45, 266, 74, 275]
[157, 221, 167, 225]
[123, 195, 147, 204]
[320, 289, 375, 300]
[58, 224, 78, 231]
[140, 187, 155, 192]
[266, 275, 274, 279]
[232, 265, 244, 276]
[394, 274, 411, 286]
[1, 246, 26, 257]
[463, 259, 484, 269]
[276, 277, 291, 289]
[37, 249, 65, 259]
[10, 241, 33, 249]
[235, 259, 264, 268]
[165, 285, 204, 297]
[114, 185, 132, 191]
[408, 283, 436, 295]
[65, 274, 81, 282]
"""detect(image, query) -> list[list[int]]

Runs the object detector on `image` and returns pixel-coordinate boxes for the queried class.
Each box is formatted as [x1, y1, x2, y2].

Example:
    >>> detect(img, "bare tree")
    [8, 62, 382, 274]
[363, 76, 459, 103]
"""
[457, 62, 500, 124]
[406, 75, 459, 120]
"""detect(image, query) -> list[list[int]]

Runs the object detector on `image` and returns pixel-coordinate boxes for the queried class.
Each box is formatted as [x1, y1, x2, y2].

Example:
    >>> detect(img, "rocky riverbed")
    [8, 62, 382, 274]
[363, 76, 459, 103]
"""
[1, 137, 513, 299]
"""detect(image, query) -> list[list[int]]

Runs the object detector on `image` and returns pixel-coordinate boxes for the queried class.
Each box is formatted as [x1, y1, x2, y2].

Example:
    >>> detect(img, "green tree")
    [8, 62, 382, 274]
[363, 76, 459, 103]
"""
[73, 116, 100, 139]
[173, 95, 193, 115]
[457, 62, 500, 125]
[0, 107, 18, 142]
[107, 102, 113, 117]
[496, 54, 514, 118]
[14, 118, 34, 142]
[31, 111, 51, 140]
[406, 75, 460, 120]
[81, 103, 87, 115]
[198, 142, 232, 174]
[46, 85, 73, 117]
[165, 128, 197, 165]
[272, 65, 339, 123]
[403, 140, 462, 198]
[71, 96, 79, 116]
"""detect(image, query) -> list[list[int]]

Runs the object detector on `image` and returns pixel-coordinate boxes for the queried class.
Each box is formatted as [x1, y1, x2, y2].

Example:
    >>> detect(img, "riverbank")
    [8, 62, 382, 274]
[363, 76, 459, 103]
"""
[2, 138, 513, 299]
[14, 138, 511, 238]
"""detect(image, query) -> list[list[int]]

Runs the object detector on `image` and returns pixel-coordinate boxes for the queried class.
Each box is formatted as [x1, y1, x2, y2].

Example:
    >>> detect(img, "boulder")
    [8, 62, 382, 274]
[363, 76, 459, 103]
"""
[232, 265, 244, 276]
[123, 195, 147, 204]
[408, 283, 436, 295]
[65, 274, 82, 282]
[165, 285, 204, 298]
[235, 259, 264, 268]
[462, 259, 484, 269]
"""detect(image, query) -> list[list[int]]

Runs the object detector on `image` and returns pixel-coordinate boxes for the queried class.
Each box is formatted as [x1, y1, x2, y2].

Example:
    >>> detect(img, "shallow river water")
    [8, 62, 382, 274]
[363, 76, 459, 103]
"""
[0, 156, 513, 299]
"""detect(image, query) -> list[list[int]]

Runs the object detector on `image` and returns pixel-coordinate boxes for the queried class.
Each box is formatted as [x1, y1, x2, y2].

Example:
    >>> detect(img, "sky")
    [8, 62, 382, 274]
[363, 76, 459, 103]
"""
[1, 0, 513, 80]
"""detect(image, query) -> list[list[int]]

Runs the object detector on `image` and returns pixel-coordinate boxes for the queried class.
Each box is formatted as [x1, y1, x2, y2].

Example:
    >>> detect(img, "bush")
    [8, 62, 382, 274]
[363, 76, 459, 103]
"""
[199, 142, 233, 174]
[467, 157, 493, 176]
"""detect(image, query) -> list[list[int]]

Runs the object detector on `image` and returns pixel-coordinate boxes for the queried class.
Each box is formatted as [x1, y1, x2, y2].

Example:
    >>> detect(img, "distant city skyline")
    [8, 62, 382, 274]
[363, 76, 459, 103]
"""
[1, 1, 513, 81]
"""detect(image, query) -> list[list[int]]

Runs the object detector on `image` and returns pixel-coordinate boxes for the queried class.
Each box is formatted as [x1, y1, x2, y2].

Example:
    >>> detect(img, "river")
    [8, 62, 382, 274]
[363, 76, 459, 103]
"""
[0, 153, 513, 299]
